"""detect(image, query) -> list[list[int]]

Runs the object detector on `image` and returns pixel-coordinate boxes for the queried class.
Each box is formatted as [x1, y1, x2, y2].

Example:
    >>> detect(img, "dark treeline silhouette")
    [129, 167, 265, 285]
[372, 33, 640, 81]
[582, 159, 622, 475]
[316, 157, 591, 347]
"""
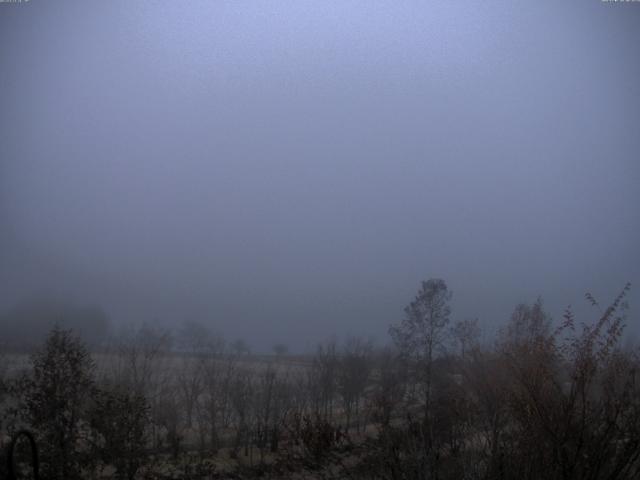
[0, 299, 110, 351]
[1, 279, 638, 479]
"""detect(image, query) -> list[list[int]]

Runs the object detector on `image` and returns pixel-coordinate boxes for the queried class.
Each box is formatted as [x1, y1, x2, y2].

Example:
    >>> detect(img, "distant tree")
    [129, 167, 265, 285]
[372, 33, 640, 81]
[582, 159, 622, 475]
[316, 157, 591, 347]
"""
[0, 299, 110, 350]
[450, 318, 481, 359]
[178, 320, 211, 353]
[231, 338, 250, 356]
[272, 343, 289, 357]
[499, 297, 551, 349]
[17, 327, 95, 480]
[112, 324, 172, 395]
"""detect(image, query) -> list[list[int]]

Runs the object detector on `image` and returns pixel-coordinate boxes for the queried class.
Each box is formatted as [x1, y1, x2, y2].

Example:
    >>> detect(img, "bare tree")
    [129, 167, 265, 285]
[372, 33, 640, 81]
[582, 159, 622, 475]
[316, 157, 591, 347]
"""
[338, 337, 373, 433]
[308, 339, 339, 422]
[229, 367, 253, 459]
[175, 321, 210, 430]
[254, 364, 292, 461]
[176, 354, 203, 429]
[197, 335, 227, 455]
[389, 278, 452, 440]
[110, 324, 172, 396]
[107, 325, 172, 451]
[450, 318, 480, 359]
[153, 382, 184, 460]
[372, 347, 407, 428]
[462, 348, 511, 478]
[499, 297, 551, 350]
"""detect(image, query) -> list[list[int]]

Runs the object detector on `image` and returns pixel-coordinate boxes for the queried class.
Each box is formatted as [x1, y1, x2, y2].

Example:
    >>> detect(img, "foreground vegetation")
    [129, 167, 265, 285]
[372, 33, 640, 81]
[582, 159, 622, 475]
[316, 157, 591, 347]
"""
[1, 279, 639, 479]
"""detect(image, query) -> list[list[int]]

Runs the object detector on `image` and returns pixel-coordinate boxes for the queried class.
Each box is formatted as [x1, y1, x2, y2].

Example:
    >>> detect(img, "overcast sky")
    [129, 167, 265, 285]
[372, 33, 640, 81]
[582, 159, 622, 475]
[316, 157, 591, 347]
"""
[1, 0, 639, 351]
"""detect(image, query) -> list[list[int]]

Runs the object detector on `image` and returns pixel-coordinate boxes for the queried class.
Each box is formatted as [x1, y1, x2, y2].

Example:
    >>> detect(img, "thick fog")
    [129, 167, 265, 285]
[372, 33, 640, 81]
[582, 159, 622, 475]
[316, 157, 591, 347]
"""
[1, 0, 639, 351]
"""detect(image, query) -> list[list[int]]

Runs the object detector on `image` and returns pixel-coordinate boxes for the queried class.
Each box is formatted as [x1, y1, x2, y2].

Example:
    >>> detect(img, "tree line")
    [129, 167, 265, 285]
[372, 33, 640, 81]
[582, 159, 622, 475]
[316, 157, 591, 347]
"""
[1, 279, 639, 479]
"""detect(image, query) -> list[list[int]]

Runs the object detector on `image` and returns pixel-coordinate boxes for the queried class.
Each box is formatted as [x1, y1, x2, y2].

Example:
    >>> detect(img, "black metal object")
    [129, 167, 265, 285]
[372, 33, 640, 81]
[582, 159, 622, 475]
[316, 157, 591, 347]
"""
[6, 430, 39, 480]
